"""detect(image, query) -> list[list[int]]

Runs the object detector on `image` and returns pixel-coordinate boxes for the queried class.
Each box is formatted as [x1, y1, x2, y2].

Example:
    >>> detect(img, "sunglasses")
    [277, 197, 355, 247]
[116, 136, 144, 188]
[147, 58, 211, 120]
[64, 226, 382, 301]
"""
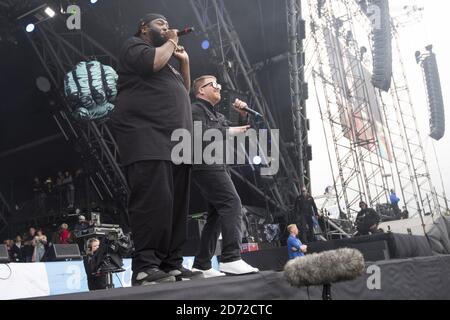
[201, 81, 222, 90]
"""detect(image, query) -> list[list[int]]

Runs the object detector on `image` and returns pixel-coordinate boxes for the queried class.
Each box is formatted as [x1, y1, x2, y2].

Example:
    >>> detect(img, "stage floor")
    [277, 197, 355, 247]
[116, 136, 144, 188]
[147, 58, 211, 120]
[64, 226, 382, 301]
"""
[33, 254, 450, 300]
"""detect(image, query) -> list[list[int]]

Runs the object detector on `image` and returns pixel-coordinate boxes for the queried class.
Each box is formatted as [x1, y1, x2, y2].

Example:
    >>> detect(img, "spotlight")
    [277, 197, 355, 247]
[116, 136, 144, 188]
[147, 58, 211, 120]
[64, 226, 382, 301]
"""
[252, 156, 262, 165]
[201, 40, 210, 50]
[90, 0, 98, 3]
[26, 24, 35, 32]
[45, 7, 56, 18]
[17, 4, 57, 30]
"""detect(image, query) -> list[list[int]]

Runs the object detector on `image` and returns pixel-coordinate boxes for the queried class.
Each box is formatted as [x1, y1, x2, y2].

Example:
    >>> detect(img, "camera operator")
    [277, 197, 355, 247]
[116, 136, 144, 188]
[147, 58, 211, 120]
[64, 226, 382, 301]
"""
[83, 238, 108, 291]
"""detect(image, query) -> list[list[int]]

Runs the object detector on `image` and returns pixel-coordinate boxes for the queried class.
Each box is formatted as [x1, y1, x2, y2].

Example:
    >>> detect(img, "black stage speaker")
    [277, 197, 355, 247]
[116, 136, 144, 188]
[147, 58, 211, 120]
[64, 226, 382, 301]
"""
[371, 0, 392, 92]
[422, 52, 445, 140]
[0, 244, 9, 263]
[308, 233, 393, 262]
[46, 244, 82, 261]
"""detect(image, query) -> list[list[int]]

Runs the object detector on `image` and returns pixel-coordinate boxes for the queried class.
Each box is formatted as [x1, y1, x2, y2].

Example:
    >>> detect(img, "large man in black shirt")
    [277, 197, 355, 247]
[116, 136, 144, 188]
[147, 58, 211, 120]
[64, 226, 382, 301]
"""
[189, 75, 259, 277]
[111, 13, 202, 285]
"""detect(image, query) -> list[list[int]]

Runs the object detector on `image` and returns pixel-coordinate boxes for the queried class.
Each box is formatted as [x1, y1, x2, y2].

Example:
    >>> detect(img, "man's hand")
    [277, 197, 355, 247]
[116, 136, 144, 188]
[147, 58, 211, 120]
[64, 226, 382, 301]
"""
[300, 245, 307, 253]
[229, 125, 250, 136]
[164, 29, 188, 62]
[173, 45, 189, 63]
[164, 29, 179, 43]
[232, 98, 249, 117]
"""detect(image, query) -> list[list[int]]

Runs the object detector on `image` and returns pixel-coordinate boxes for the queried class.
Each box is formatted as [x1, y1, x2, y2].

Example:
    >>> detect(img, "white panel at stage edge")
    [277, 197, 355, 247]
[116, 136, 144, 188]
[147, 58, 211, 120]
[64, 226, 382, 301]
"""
[0, 263, 50, 300]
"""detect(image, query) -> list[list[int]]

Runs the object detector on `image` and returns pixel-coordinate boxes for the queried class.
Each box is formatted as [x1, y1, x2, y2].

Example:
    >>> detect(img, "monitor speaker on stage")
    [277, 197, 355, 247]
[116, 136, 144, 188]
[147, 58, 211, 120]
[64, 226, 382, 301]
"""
[0, 244, 9, 263]
[45, 244, 82, 261]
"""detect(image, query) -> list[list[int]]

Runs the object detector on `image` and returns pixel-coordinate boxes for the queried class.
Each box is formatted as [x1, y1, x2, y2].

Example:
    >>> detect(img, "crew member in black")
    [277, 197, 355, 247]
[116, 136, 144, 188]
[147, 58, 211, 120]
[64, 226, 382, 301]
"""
[111, 13, 202, 285]
[355, 201, 381, 236]
[295, 187, 319, 243]
[190, 75, 259, 277]
[83, 238, 108, 291]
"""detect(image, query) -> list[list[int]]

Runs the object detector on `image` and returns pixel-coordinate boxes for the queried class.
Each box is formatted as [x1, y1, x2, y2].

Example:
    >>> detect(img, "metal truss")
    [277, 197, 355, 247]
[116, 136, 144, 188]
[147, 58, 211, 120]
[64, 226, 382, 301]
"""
[343, 1, 423, 217]
[0, 192, 10, 236]
[336, 0, 421, 217]
[307, 0, 389, 219]
[347, 0, 443, 217]
[24, 16, 129, 224]
[308, 0, 444, 225]
[309, 21, 363, 218]
[189, 0, 303, 213]
[377, 87, 420, 214]
[340, 0, 390, 206]
[286, 0, 310, 191]
[389, 28, 442, 217]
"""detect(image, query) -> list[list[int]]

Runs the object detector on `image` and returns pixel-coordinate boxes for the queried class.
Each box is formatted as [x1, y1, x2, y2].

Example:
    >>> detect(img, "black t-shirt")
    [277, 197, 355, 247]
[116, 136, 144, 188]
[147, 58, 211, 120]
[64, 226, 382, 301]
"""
[111, 36, 192, 166]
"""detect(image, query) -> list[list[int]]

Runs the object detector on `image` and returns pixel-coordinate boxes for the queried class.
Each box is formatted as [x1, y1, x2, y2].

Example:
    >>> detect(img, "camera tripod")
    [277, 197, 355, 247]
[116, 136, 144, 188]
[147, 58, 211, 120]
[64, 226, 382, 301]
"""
[105, 269, 125, 289]
[95, 268, 125, 290]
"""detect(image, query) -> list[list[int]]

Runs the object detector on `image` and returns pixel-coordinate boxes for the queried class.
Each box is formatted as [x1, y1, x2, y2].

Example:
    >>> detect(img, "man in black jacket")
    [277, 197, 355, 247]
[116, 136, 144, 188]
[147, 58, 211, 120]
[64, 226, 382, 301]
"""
[190, 75, 259, 277]
[83, 238, 108, 291]
[355, 201, 380, 236]
[111, 13, 202, 285]
[295, 188, 319, 243]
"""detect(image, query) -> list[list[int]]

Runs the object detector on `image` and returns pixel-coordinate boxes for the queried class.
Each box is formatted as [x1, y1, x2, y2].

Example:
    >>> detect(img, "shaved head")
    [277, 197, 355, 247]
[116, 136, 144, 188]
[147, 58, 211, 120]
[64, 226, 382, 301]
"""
[192, 75, 216, 96]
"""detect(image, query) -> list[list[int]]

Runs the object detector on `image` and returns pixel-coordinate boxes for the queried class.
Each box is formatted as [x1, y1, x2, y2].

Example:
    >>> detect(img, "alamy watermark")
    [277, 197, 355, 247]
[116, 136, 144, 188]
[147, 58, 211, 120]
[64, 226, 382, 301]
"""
[171, 121, 280, 176]
[66, 5, 81, 30]
[366, 264, 381, 290]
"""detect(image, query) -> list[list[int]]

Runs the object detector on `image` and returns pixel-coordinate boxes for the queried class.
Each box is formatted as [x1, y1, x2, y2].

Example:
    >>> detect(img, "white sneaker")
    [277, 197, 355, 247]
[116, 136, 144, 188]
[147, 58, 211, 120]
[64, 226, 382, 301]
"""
[192, 267, 226, 278]
[219, 259, 259, 275]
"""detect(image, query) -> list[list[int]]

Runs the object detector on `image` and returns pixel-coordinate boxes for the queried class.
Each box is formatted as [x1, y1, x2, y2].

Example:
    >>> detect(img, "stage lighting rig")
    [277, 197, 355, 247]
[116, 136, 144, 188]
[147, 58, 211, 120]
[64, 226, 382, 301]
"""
[16, 2, 57, 32]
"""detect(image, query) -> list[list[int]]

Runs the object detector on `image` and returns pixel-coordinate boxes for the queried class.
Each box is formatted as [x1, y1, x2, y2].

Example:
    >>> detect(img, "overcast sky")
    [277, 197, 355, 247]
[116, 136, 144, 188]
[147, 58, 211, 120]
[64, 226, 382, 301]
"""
[307, 0, 450, 204]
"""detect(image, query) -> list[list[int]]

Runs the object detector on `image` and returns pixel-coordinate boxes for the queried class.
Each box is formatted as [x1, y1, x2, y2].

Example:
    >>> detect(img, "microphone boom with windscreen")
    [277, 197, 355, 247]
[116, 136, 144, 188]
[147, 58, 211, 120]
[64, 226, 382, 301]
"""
[284, 248, 365, 299]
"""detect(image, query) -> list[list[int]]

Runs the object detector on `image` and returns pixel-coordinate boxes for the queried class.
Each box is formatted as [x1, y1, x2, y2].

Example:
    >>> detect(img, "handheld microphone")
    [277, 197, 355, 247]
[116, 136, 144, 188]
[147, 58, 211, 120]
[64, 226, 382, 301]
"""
[242, 106, 263, 118]
[284, 248, 365, 287]
[177, 27, 195, 36]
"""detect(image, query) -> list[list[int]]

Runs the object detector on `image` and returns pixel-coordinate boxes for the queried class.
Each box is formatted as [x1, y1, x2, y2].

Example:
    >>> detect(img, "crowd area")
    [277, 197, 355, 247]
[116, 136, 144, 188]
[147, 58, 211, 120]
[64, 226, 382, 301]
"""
[2, 214, 93, 262]
[29, 168, 89, 214]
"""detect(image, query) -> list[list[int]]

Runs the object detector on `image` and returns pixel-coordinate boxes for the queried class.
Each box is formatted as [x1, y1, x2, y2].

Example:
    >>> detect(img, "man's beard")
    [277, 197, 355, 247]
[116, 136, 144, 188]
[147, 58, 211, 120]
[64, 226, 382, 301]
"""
[150, 29, 166, 47]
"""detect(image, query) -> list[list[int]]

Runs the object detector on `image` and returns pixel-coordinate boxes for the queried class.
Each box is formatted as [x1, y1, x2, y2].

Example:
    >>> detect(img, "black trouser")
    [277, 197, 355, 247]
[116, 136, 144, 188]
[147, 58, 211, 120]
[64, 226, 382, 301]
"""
[192, 169, 243, 270]
[392, 203, 401, 218]
[298, 214, 315, 243]
[125, 160, 191, 273]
